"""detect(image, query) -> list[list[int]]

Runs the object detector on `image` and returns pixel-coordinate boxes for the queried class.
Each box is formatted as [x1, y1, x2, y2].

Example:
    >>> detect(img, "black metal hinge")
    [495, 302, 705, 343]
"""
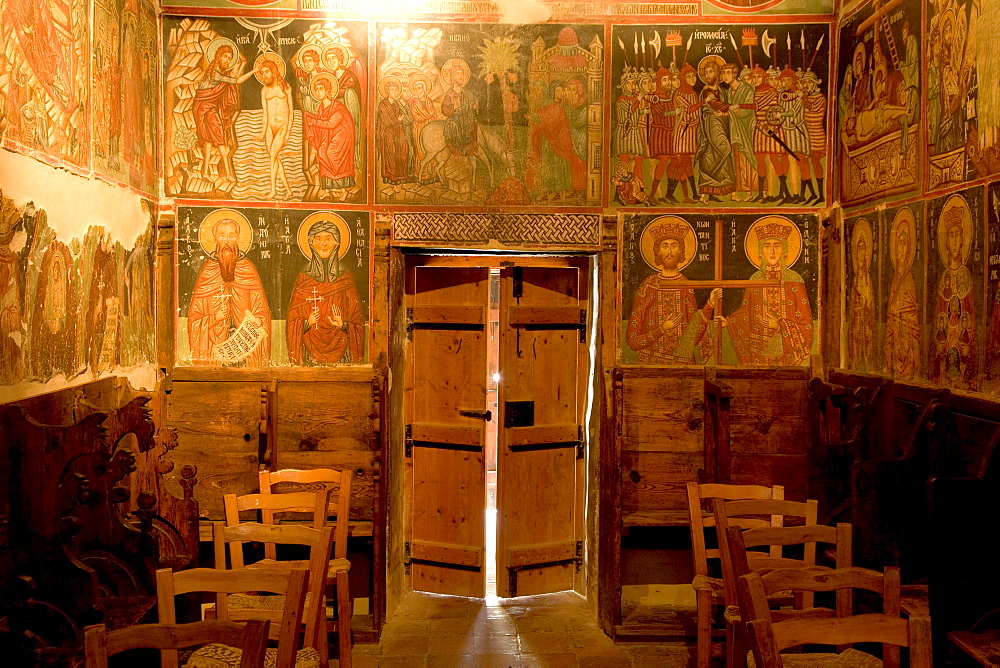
[405, 424, 413, 458]
[575, 540, 583, 572]
[576, 425, 585, 460]
[405, 308, 414, 339]
[403, 541, 411, 575]
[579, 309, 587, 343]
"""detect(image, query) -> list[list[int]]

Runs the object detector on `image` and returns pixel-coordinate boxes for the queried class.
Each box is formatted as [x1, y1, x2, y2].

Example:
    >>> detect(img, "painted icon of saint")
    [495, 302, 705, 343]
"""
[884, 208, 920, 379]
[848, 218, 875, 371]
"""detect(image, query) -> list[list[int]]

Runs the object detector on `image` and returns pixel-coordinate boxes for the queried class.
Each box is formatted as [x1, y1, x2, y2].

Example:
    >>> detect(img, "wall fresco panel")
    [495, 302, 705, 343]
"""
[881, 202, 924, 380]
[163, 16, 368, 203]
[844, 212, 880, 372]
[175, 206, 371, 367]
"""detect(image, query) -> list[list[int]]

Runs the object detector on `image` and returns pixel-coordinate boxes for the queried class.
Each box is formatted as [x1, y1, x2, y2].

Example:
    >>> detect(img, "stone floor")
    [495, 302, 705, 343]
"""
[351, 590, 696, 667]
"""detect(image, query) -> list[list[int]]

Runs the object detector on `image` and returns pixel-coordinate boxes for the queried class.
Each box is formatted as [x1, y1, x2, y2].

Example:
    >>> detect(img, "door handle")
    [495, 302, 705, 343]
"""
[459, 409, 493, 421]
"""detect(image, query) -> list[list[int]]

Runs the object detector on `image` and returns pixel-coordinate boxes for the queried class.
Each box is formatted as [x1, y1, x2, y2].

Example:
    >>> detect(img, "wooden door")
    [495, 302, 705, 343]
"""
[406, 265, 489, 597]
[497, 265, 586, 597]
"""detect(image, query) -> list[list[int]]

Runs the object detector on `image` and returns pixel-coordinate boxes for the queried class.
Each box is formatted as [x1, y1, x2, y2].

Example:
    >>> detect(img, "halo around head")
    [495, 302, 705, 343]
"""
[310, 72, 339, 100]
[937, 193, 973, 268]
[296, 44, 322, 69]
[697, 55, 726, 84]
[889, 207, 916, 272]
[851, 218, 873, 273]
[441, 58, 471, 87]
[379, 74, 403, 98]
[408, 72, 432, 95]
[639, 216, 698, 272]
[206, 37, 239, 65]
[254, 52, 286, 84]
[744, 215, 803, 268]
[199, 209, 253, 255]
[297, 212, 351, 260]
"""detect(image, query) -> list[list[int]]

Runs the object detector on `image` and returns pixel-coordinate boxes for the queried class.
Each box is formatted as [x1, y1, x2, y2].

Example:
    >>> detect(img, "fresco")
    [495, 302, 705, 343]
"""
[845, 213, 879, 372]
[926, 186, 983, 391]
[92, 0, 158, 194]
[0, 0, 90, 167]
[610, 23, 830, 208]
[0, 191, 155, 387]
[985, 182, 1000, 394]
[702, 0, 834, 15]
[163, 0, 297, 8]
[374, 23, 604, 206]
[836, 0, 920, 207]
[175, 206, 370, 367]
[881, 203, 924, 380]
[926, 0, 1000, 190]
[621, 212, 818, 365]
[163, 17, 367, 203]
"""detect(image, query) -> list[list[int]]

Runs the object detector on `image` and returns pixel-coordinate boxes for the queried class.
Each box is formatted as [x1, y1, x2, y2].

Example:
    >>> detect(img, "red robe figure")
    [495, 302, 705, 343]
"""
[724, 222, 813, 366]
[286, 220, 365, 365]
[526, 78, 587, 197]
[187, 219, 271, 366]
[303, 74, 357, 191]
[668, 64, 701, 203]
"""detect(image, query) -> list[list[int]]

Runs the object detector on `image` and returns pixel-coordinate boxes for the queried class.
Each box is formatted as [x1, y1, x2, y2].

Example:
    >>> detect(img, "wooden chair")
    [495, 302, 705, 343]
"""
[719, 521, 852, 668]
[740, 565, 932, 668]
[217, 505, 338, 667]
[257, 469, 354, 663]
[84, 619, 270, 668]
[156, 565, 308, 668]
[686, 482, 784, 668]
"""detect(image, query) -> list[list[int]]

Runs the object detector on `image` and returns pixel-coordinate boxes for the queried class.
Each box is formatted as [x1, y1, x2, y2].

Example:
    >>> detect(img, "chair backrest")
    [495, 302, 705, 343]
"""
[740, 565, 931, 668]
[84, 619, 270, 668]
[156, 565, 308, 668]
[212, 518, 334, 659]
[714, 497, 832, 608]
[259, 468, 353, 560]
[686, 482, 784, 579]
[223, 489, 331, 568]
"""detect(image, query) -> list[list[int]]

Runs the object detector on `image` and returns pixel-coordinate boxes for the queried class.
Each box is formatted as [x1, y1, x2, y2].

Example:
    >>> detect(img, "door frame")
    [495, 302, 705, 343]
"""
[387, 250, 600, 605]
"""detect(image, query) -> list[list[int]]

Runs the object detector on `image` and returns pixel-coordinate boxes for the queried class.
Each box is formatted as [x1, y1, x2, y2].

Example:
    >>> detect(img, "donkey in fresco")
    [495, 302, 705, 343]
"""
[417, 120, 511, 195]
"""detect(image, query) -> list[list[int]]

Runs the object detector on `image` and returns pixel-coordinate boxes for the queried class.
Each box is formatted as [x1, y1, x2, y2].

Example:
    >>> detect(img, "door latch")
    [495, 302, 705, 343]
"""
[458, 409, 492, 421]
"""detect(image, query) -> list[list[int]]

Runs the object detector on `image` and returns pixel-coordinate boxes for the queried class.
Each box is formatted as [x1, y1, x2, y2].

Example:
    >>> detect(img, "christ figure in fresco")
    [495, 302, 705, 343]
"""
[286, 220, 365, 365]
[884, 211, 920, 379]
[258, 59, 294, 199]
[627, 220, 720, 364]
[193, 44, 256, 182]
[187, 218, 271, 366]
[721, 221, 813, 366]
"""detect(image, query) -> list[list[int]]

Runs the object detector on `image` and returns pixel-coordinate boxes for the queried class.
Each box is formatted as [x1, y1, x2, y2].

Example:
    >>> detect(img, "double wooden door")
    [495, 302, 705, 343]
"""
[405, 257, 588, 598]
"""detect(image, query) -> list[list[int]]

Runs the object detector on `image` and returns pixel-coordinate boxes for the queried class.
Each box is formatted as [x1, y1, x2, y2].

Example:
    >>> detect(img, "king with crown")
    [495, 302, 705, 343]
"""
[721, 220, 812, 366]
[627, 219, 720, 364]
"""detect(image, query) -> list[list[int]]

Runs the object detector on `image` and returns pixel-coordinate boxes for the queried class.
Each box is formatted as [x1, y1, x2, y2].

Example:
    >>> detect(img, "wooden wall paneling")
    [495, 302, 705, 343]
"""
[165, 381, 262, 519]
[157, 212, 176, 374]
[598, 367, 623, 636]
[386, 245, 407, 618]
[704, 369, 733, 484]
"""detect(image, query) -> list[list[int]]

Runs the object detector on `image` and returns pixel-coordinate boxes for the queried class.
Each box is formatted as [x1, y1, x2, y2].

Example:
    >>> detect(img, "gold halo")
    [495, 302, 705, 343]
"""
[206, 37, 238, 66]
[697, 55, 725, 84]
[441, 58, 471, 87]
[408, 72, 432, 95]
[296, 212, 352, 260]
[321, 45, 344, 72]
[310, 72, 339, 100]
[851, 218, 873, 274]
[639, 216, 698, 272]
[296, 44, 322, 69]
[852, 43, 866, 74]
[744, 215, 803, 268]
[613, 161, 630, 179]
[889, 207, 916, 272]
[379, 74, 403, 99]
[198, 209, 253, 255]
[936, 193, 973, 268]
[254, 52, 286, 85]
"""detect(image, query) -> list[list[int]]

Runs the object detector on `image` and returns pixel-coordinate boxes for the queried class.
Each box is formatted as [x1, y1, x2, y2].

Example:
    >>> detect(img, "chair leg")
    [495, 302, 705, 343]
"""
[336, 572, 352, 668]
[697, 589, 712, 668]
[726, 616, 747, 668]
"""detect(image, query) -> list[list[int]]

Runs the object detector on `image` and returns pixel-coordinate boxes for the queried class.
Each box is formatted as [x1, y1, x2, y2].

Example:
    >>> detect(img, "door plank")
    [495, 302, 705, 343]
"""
[508, 306, 581, 326]
[411, 305, 485, 326]
[411, 423, 484, 448]
[411, 540, 483, 567]
[506, 540, 577, 568]
[508, 424, 578, 447]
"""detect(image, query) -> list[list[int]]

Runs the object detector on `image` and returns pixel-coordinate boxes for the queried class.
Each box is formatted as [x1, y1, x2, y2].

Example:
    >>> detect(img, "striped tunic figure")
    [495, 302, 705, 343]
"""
[753, 82, 784, 155]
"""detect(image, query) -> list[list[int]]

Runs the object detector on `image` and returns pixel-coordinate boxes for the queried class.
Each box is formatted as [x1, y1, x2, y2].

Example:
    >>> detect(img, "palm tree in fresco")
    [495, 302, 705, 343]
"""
[477, 36, 520, 152]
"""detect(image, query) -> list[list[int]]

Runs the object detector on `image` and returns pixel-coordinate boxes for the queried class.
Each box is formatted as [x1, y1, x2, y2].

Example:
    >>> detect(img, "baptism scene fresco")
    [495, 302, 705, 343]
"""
[0, 192, 156, 387]
[609, 23, 831, 209]
[374, 22, 604, 206]
[925, 0, 1000, 191]
[621, 212, 818, 366]
[836, 0, 921, 208]
[92, 0, 158, 194]
[0, 0, 90, 168]
[163, 17, 367, 203]
[175, 206, 370, 367]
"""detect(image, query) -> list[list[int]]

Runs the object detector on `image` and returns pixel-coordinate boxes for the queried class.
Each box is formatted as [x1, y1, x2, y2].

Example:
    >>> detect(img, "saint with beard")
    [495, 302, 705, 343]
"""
[286, 219, 365, 365]
[187, 218, 271, 366]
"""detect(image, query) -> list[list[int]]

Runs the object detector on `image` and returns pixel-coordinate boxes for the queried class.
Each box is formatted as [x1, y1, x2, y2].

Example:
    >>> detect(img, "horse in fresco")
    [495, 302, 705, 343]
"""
[417, 120, 510, 194]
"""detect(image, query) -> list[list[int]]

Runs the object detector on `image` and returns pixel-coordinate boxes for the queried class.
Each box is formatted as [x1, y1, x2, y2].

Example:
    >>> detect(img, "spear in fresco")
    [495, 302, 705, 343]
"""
[807, 33, 825, 72]
[634, 31, 639, 65]
[682, 31, 694, 66]
[786, 32, 791, 69]
[729, 31, 745, 68]
[743, 28, 757, 69]
[618, 35, 631, 68]
[665, 30, 682, 67]
[649, 31, 661, 70]
[800, 30, 806, 72]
